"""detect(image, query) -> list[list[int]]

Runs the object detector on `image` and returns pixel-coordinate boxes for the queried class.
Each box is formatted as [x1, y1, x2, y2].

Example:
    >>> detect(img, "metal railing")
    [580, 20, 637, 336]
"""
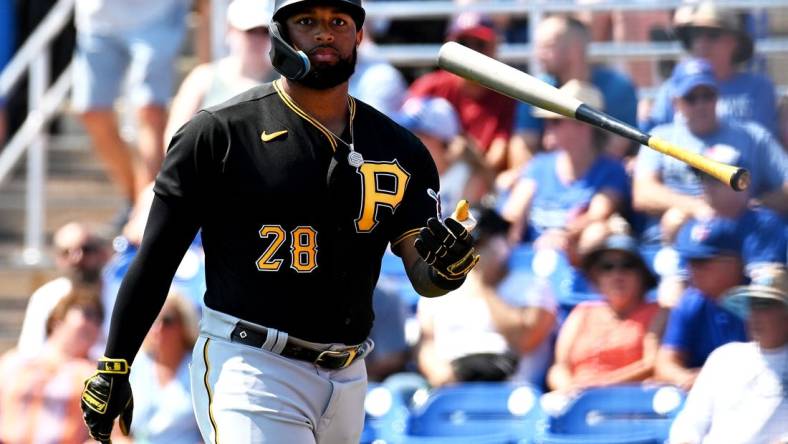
[0, 0, 75, 265]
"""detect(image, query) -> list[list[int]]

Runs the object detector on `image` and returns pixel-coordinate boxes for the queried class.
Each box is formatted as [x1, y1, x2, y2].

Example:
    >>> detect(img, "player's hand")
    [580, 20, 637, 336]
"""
[81, 358, 134, 443]
[415, 216, 479, 281]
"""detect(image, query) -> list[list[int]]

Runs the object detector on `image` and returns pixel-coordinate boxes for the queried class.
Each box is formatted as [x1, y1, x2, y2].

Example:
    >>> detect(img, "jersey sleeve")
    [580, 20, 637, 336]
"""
[389, 137, 441, 249]
[154, 110, 228, 208]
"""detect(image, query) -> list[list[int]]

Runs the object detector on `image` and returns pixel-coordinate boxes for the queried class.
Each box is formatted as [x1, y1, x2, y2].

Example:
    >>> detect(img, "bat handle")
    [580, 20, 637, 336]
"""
[647, 137, 750, 192]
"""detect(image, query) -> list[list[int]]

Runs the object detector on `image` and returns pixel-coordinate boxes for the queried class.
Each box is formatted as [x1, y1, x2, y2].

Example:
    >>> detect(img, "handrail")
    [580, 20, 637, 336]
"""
[0, 0, 75, 265]
[0, 0, 74, 99]
[0, 64, 72, 187]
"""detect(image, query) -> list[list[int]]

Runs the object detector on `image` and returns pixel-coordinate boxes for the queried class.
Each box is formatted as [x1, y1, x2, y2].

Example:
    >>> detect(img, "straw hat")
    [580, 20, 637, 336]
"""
[673, 1, 754, 64]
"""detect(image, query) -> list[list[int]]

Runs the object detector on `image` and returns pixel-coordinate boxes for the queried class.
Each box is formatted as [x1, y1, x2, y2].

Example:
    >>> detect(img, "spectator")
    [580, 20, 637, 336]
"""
[408, 12, 516, 174]
[501, 80, 630, 266]
[365, 286, 410, 382]
[509, 15, 638, 171]
[416, 207, 556, 387]
[655, 218, 749, 390]
[641, 1, 778, 136]
[669, 266, 788, 444]
[72, 0, 190, 210]
[633, 58, 788, 245]
[164, 0, 277, 144]
[0, 288, 105, 444]
[17, 221, 112, 356]
[393, 96, 492, 212]
[655, 144, 787, 308]
[546, 230, 665, 392]
[349, 29, 407, 117]
[128, 290, 202, 443]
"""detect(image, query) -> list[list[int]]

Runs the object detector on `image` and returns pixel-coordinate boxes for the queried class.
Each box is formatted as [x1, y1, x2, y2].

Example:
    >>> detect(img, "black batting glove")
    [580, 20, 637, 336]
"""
[415, 217, 480, 283]
[81, 357, 134, 443]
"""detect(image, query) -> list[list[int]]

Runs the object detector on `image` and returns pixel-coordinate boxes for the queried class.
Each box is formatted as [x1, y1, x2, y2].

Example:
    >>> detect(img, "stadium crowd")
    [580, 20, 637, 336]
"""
[0, 0, 786, 443]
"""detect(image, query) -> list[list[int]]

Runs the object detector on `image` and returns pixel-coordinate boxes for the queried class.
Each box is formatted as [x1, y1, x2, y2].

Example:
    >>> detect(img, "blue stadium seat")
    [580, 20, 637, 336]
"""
[363, 383, 411, 444]
[537, 384, 686, 444]
[402, 382, 546, 443]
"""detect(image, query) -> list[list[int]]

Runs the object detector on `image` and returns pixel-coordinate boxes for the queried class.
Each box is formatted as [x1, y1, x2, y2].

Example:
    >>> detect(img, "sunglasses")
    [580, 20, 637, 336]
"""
[597, 258, 639, 273]
[59, 241, 102, 257]
[690, 27, 725, 41]
[682, 90, 717, 105]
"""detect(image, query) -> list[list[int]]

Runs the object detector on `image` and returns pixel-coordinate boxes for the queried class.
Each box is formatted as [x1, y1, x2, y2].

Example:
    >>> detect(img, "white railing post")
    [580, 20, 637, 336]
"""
[528, 0, 544, 79]
[22, 54, 50, 266]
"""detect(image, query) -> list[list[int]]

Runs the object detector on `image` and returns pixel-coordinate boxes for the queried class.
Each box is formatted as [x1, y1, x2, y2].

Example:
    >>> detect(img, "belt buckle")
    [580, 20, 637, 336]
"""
[315, 347, 357, 369]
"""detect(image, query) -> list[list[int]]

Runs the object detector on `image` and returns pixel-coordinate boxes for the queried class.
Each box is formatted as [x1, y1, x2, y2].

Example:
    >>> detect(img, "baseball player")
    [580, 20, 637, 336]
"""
[80, 1, 479, 443]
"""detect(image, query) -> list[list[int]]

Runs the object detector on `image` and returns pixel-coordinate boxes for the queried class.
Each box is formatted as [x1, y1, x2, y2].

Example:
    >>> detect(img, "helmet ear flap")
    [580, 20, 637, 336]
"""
[268, 21, 311, 80]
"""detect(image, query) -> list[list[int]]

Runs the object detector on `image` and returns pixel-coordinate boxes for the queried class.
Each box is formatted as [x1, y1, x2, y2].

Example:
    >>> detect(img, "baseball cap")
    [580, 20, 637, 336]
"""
[393, 97, 460, 143]
[675, 218, 741, 261]
[581, 233, 657, 289]
[446, 12, 497, 43]
[533, 80, 604, 119]
[227, 0, 273, 31]
[671, 58, 718, 98]
[673, 1, 753, 64]
[722, 266, 788, 319]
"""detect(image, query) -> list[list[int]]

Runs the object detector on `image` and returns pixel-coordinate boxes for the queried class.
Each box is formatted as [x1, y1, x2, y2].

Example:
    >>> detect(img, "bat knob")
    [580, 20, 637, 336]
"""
[730, 168, 751, 192]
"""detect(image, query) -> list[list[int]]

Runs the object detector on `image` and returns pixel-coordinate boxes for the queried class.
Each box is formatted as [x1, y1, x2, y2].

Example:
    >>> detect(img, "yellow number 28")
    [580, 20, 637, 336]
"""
[256, 225, 318, 273]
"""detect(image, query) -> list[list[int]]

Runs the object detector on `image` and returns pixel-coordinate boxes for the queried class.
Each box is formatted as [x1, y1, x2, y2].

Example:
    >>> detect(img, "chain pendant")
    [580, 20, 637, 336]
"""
[347, 145, 364, 168]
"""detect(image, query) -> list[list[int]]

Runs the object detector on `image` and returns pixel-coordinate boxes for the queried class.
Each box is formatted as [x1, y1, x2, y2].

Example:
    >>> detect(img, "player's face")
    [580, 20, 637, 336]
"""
[286, 6, 362, 89]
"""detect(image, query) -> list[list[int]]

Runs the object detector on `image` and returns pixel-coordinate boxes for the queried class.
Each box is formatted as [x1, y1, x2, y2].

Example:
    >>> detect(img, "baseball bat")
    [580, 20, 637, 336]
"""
[437, 42, 750, 191]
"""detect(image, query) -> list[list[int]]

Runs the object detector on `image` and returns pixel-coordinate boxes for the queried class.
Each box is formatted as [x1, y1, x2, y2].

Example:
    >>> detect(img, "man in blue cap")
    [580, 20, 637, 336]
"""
[654, 217, 748, 390]
[633, 58, 788, 246]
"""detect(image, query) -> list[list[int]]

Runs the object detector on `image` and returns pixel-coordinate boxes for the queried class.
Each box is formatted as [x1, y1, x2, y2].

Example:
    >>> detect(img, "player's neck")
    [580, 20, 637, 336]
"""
[283, 79, 351, 134]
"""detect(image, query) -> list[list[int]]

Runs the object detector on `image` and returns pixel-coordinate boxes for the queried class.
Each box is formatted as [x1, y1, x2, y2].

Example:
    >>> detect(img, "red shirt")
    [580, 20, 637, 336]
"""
[409, 70, 516, 152]
[565, 301, 661, 383]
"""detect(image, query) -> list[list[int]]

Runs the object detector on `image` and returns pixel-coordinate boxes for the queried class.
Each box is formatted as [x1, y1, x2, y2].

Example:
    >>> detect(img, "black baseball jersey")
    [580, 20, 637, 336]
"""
[155, 80, 440, 345]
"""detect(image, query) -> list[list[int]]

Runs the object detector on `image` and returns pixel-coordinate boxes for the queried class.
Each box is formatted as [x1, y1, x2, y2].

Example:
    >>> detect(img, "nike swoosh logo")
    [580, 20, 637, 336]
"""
[261, 130, 288, 142]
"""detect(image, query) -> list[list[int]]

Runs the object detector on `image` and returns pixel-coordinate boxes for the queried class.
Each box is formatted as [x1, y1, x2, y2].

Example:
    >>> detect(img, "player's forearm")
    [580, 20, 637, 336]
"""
[633, 177, 702, 215]
[104, 196, 200, 362]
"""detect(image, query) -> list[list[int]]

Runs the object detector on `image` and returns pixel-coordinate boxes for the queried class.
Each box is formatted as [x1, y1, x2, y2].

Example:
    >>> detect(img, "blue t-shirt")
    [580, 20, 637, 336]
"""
[513, 67, 638, 133]
[636, 120, 787, 198]
[641, 70, 778, 137]
[519, 152, 630, 241]
[129, 352, 202, 444]
[662, 288, 748, 368]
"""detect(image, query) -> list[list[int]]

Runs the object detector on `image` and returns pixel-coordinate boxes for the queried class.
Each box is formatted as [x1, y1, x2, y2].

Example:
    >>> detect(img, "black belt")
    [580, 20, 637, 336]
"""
[230, 321, 365, 370]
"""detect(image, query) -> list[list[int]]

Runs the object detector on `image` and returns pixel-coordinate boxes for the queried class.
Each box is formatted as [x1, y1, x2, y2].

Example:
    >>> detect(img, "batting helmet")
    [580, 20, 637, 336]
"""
[272, 0, 365, 28]
[269, 0, 365, 80]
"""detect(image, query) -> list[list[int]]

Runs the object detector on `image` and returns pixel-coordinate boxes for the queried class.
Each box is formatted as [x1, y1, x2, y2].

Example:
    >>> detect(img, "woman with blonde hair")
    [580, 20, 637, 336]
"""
[128, 290, 202, 443]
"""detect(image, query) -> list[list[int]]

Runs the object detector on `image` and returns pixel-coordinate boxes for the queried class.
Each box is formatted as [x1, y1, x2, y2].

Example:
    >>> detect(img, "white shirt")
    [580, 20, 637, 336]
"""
[669, 342, 788, 444]
[16, 277, 72, 356]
